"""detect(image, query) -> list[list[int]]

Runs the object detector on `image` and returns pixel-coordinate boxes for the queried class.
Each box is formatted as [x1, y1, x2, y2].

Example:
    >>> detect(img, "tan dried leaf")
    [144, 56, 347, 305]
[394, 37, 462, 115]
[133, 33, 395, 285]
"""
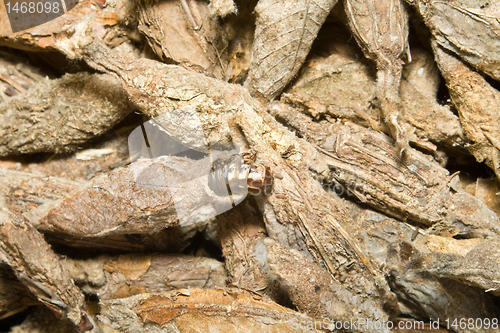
[433, 42, 500, 182]
[244, 0, 338, 99]
[98, 288, 326, 332]
[409, 0, 500, 82]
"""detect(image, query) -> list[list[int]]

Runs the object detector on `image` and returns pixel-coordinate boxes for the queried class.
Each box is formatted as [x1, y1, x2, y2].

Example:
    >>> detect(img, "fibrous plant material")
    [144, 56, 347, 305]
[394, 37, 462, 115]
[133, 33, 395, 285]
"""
[0, 0, 138, 52]
[98, 288, 327, 332]
[0, 72, 134, 155]
[266, 238, 395, 332]
[282, 32, 463, 148]
[433, 42, 500, 182]
[269, 102, 500, 238]
[208, 0, 238, 17]
[137, 0, 228, 79]
[344, 0, 410, 154]
[65, 253, 228, 299]
[244, 0, 338, 99]
[408, 0, 500, 82]
[0, 209, 93, 332]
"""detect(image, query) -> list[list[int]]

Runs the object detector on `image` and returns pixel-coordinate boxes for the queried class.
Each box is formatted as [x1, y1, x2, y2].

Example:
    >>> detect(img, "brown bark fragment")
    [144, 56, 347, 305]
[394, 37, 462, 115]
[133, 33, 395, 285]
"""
[0, 209, 92, 331]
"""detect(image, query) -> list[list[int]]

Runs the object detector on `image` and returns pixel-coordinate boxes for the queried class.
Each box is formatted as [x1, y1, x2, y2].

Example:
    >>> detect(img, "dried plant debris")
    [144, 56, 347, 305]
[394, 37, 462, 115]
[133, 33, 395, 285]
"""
[0, 264, 37, 319]
[339, 200, 500, 332]
[0, 72, 134, 155]
[269, 102, 500, 238]
[66, 253, 227, 300]
[0, 209, 93, 332]
[282, 29, 463, 147]
[217, 200, 282, 300]
[209, 0, 238, 17]
[463, 176, 500, 216]
[408, 0, 500, 82]
[10, 306, 79, 333]
[266, 239, 396, 332]
[345, 0, 410, 153]
[137, 0, 228, 79]
[244, 0, 338, 99]
[433, 42, 500, 182]
[98, 288, 326, 333]
[0, 0, 138, 53]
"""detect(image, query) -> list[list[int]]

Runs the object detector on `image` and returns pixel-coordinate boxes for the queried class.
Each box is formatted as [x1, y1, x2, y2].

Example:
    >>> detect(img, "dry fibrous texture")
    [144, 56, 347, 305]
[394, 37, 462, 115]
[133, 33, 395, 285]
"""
[65, 253, 227, 299]
[433, 43, 500, 182]
[282, 33, 463, 147]
[340, 200, 500, 332]
[10, 306, 79, 333]
[0, 209, 93, 332]
[209, 0, 238, 17]
[97, 288, 326, 333]
[53, 36, 404, 321]
[137, 0, 228, 79]
[0, 264, 36, 319]
[0, 166, 202, 252]
[35, 158, 178, 236]
[266, 239, 394, 332]
[408, 0, 500, 82]
[345, 0, 410, 153]
[270, 102, 500, 237]
[217, 200, 285, 301]
[0, 72, 134, 155]
[244, 0, 338, 99]
[0, 0, 138, 52]
[424, 239, 500, 297]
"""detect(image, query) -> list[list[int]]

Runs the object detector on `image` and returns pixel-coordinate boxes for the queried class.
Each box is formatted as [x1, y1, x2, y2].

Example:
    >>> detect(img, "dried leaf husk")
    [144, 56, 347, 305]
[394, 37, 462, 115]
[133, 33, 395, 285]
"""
[244, 0, 338, 99]
[0, 264, 37, 320]
[98, 288, 327, 333]
[409, 0, 500, 82]
[137, 0, 228, 79]
[344, 0, 410, 152]
[10, 306, 79, 333]
[65, 253, 227, 300]
[36, 158, 179, 237]
[340, 200, 500, 331]
[217, 200, 285, 301]
[0, 209, 92, 331]
[0, 0, 138, 53]
[266, 239, 395, 332]
[433, 42, 500, 182]
[0, 72, 134, 155]
[269, 102, 500, 237]
[282, 34, 463, 147]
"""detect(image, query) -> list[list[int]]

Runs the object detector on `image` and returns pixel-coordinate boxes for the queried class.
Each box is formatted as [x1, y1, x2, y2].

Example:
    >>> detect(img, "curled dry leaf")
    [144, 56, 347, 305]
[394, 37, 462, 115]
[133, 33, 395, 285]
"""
[10, 306, 79, 333]
[0, 264, 37, 320]
[65, 253, 227, 300]
[137, 0, 228, 79]
[0, 0, 137, 52]
[244, 0, 338, 99]
[408, 0, 500, 82]
[269, 102, 500, 238]
[0, 209, 93, 332]
[98, 288, 326, 333]
[0, 72, 134, 156]
[344, 0, 410, 153]
[282, 29, 463, 147]
[433, 42, 500, 182]
[217, 200, 286, 301]
[266, 238, 395, 332]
